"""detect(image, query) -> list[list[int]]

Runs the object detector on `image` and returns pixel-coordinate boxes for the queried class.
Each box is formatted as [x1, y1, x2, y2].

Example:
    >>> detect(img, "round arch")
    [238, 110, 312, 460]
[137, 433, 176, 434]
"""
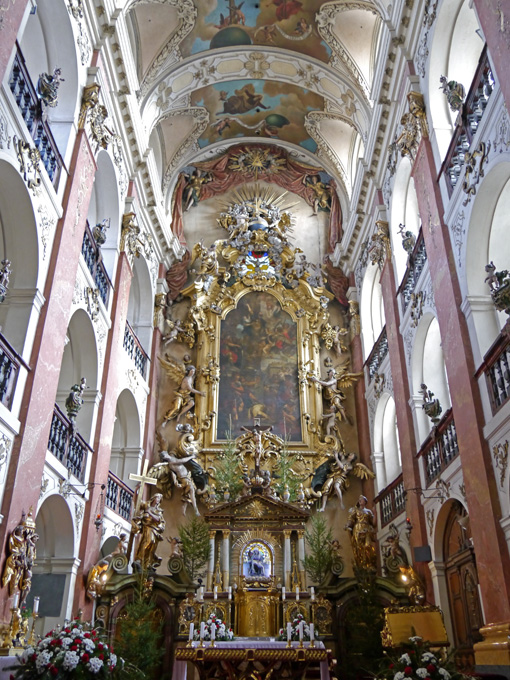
[390, 156, 420, 282]
[127, 255, 154, 355]
[0, 158, 40, 359]
[360, 261, 385, 358]
[111, 388, 142, 488]
[373, 393, 400, 491]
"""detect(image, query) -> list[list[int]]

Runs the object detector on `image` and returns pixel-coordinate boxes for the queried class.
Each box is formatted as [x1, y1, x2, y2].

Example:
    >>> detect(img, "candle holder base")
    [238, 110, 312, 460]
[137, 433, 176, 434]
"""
[0, 646, 24, 656]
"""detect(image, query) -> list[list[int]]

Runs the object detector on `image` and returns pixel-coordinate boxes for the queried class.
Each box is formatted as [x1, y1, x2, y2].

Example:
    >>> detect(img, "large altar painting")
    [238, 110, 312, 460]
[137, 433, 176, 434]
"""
[217, 292, 302, 441]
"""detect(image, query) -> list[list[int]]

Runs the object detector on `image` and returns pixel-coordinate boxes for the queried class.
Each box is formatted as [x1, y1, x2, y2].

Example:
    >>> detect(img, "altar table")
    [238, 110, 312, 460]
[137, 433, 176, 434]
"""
[173, 640, 332, 680]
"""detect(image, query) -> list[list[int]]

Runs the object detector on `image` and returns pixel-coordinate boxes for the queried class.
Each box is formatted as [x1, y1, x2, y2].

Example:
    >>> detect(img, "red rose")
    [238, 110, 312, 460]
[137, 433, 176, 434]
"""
[71, 645, 77, 651]
[98, 643, 103, 650]
[82, 653, 90, 663]
[84, 632, 91, 638]
[389, 664, 394, 669]
[410, 651, 415, 655]
[427, 664, 436, 673]
[99, 653, 104, 660]
[404, 666, 413, 675]
[75, 639, 82, 644]
[50, 666, 58, 677]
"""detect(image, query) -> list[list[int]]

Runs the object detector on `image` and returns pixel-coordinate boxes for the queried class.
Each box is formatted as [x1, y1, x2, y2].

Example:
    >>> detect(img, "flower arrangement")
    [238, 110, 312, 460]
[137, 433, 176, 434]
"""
[277, 613, 312, 641]
[9, 620, 122, 679]
[193, 615, 234, 641]
[378, 636, 465, 680]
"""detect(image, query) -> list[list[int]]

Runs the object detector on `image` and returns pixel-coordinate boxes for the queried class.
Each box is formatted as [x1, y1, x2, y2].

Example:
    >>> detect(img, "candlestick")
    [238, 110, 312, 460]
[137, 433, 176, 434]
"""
[210, 624, 215, 641]
[299, 620, 304, 647]
[295, 586, 299, 601]
[12, 592, 19, 609]
[228, 586, 232, 600]
[282, 586, 286, 601]
[189, 623, 194, 641]
[200, 621, 205, 647]
[213, 586, 217, 600]
[310, 587, 315, 601]
[33, 596, 40, 614]
[310, 623, 315, 647]
[286, 622, 292, 647]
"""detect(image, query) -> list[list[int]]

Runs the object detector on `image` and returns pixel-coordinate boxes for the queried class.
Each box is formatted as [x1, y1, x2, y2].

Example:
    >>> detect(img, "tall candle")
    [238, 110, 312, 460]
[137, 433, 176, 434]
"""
[282, 587, 286, 601]
[228, 586, 232, 600]
[213, 586, 218, 600]
[200, 622, 206, 640]
[296, 586, 300, 601]
[310, 587, 315, 601]
[299, 621, 304, 641]
[189, 623, 194, 641]
[287, 622, 292, 642]
[310, 623, 314, 641]
[33, 596, 40, 614]
[12, 592, 19, 609]
[211, 623, 215, 641]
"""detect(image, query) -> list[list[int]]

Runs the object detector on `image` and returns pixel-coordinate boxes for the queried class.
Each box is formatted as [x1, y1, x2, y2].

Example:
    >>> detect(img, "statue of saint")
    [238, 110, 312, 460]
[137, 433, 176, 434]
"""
[345, 495, 377, 571]
[132, 494, 166, 570]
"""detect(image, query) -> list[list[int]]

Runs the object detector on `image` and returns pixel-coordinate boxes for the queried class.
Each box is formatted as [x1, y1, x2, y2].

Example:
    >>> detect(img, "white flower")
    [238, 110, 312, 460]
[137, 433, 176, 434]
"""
[88, 657, 104, 674]
[438, 669, 450, 679]
[63, 650, 80, 671]
[110, 653, 117, 667]
[410, 636, 423, 643]
[394, 672, 406, 680]
[417, 668, 429, 677]
[35, 650, 52, 673]
[83, 638, 95, 652]
[421, 653, 436, 663]
[400, 653, 412, 665]
[61, 637, 73, 649]
[20, 647, 34, 663]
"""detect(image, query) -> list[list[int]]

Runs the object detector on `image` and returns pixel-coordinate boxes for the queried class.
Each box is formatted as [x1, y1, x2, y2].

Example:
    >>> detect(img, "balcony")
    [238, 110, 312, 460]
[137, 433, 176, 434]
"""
[439, 45, 495, 196]
[365, 326, 389, 383]
[106, 471, 134, 521]
[47, 404, 91, 482]
[419, 409, 459, 486]
[476, 333, 510, 416]
[397, 229, 427, 311]
[375, 474, 406, 526]
[0, 333, 25, 410]
[81, 222, 112, 306]
[8, 43, 64, 185]
[123, 321, 149, 379]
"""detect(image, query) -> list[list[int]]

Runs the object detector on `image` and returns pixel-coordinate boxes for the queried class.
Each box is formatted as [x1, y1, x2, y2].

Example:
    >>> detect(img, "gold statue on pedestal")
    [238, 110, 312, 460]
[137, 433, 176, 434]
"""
[345, 495, 377, 571]
[131, 493, 166, 570]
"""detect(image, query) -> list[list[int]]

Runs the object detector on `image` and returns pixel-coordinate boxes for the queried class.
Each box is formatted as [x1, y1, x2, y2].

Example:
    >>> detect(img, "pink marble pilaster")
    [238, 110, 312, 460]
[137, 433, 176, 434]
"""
[350, 332, 375, 500]
[0, 130, 96, 619]
[0, 0, 29, 83]
[412, 137, 510, 623]
[74, 251, 133, 615]
[473, 0, 510, 108]
[378, 255, 432, 600]
[143, 326, 161, 463]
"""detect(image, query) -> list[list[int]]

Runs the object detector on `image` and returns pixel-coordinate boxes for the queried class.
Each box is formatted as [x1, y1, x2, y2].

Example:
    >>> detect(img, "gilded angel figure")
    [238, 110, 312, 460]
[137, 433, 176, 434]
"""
[159, 354, 205, 426]
[315, 451, 375, 511]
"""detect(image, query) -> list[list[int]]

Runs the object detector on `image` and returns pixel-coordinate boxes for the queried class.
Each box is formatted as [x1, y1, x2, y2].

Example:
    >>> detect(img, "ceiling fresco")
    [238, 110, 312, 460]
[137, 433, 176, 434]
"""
[191, 79, 323, 151]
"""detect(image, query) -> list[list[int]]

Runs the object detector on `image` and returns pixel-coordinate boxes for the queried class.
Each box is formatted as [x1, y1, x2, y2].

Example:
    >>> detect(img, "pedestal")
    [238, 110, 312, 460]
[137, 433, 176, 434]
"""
[474, 622, 510, 678]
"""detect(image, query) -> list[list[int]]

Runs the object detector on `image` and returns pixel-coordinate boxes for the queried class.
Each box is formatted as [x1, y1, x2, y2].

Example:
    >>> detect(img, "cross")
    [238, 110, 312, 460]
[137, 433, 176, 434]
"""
[129, 458, 157, 514]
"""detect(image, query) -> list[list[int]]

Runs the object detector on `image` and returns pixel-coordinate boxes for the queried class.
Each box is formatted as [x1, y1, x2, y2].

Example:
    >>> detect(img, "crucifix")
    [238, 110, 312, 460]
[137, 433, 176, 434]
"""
[240, 418, 272, 471]
[127, 459, 158, 557]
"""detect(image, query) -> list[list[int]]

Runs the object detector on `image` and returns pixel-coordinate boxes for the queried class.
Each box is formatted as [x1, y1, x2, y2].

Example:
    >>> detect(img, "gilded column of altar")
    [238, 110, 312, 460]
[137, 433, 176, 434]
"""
[207, 531, 216, 591]
[283, 530, 292, 589]
[297, 530, 305, 588]
[222, 530, 230, 590]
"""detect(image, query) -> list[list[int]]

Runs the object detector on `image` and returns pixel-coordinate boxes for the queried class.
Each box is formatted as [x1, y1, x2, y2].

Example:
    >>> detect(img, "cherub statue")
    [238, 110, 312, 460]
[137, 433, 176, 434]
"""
[161, 318, 185, 346]
[316, 451, 375, 511]
[399, 565, 426, 605]
[439, 75, 465, 113]
[419, 383, 442, 425]
[183, 169, 213, 211]
[159, 355, 205, 426]
[37, 67, 64, 110]
[65, 377, 87, 429]
[190, 240, 222, 294]
[484, 261, 510, 292]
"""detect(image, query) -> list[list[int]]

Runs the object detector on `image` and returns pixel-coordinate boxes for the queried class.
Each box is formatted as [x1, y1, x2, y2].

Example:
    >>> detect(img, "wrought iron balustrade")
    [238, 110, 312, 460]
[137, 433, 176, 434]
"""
[0, 333, 24, 409]
[106, 471, 134, 521]
[8, 43, 64, 185]
[376, 474, 406, 526]
[123, 321, 149, 379]
[81, 222, 111, 306]
[476, 333, 510, 415]
[419, 409, 459, 485]
[47, 404, 91, 482]
[397, 229, 428, 311]
[440, 45, 495, 196]
[365, 326, 389, 382]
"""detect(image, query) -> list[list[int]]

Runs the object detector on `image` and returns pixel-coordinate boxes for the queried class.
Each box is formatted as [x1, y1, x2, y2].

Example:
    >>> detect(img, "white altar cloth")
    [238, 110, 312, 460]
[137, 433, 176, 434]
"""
[172, 640, 330, 680]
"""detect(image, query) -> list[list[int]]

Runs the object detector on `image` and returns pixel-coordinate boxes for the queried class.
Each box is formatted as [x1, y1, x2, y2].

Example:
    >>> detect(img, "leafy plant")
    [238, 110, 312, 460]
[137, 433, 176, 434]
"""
[178, 515, 211, 583]
[301, 514, 334, 584]
[273, 438, 301, 501]
[214, 429, 244, 501]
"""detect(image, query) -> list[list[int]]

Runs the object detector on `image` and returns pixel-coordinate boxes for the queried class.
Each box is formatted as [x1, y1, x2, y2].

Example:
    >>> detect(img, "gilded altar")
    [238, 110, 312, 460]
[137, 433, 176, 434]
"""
[235, 583, 279, 637]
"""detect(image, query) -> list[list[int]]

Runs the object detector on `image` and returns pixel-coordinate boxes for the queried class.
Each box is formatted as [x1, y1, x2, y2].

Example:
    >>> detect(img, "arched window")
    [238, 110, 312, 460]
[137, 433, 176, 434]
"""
[373, 394, 400, 491]
[110, 389, 142, 488]
[360, 261, 385, 357]
[390, 157, 420, 282]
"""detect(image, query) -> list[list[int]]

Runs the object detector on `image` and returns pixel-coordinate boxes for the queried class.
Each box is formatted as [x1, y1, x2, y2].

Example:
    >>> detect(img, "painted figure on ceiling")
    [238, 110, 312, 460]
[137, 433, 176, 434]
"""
[218, 84, 269, 115]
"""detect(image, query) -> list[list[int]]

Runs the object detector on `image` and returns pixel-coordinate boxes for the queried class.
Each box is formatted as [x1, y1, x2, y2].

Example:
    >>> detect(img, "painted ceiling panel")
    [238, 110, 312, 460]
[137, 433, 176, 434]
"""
[132, 4, 180, 77]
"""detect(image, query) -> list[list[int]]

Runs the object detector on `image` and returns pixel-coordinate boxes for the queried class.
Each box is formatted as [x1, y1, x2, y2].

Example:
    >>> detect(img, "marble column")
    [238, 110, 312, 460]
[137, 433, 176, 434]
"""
[297, 530, 305, 588]
[0, 129, 96, 622]
[374, 214, 432, 599]
[222, 530, 230, 589]
[74, 247, 134, 614]
[283, 530, 292, 589]
[207, 531, 216, 591]
[412, 138, 510, 625]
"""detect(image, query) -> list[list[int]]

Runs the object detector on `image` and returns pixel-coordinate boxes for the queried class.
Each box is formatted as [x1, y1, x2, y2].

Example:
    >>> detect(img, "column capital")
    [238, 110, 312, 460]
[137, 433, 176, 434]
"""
[283, 529, 292, 539]
[209, 530, 217, 540]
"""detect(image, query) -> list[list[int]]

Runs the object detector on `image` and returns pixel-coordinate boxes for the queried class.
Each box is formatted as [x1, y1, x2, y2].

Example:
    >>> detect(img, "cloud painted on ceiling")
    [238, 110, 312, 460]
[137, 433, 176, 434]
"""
[180, 0, 331, 61]
[191, 79, 322, 152]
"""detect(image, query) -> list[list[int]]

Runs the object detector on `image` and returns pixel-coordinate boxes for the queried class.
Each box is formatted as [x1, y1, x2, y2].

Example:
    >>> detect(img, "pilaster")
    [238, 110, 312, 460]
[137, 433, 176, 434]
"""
[0, 0, 30, 83]
[472, 0, 510, 109]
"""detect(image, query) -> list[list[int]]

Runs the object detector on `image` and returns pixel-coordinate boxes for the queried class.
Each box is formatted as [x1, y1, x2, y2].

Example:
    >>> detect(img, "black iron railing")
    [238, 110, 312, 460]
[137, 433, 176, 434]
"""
[397, 229, 428, 311]
[106, 471, 134, 521]
[0, 333, 24, 410]
[47, 404, 91, 482]
[365, 326, 389, 382]
[123, 321, 149, 379]
[8, 43, 64, 185]
[419, 409, 459, 485]
[476, 333, 510, 415]
[81, 222, 111, 306]
[439, 45, 495, 196]
[376, 474, 406, 526]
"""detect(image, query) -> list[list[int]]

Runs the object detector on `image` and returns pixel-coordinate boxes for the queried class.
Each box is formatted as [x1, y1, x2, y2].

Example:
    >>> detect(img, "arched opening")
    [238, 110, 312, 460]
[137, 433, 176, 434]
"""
[390, 157, 420, 282]
[360, 261, 385, 358]
[32, 495, 77, 633]
[127, 256, 154, 359]
[373, 394, 400, 491]
[111, 389, 142, 488]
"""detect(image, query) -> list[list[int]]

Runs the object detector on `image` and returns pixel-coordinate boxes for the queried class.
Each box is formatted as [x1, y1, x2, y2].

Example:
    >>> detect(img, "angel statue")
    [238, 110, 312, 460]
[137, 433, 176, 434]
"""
[312, 366, 362, 434]
[148, 447, 202, 516]
[190, 241, 222, 294]
[161, 318, 185, 346]
[160, 355, 205, 426]
[314, 451, 375, 511]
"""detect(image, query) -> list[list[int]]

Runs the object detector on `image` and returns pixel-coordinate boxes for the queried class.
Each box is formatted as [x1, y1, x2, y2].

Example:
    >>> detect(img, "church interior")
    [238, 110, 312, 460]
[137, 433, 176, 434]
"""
[0, 0, 510, 677]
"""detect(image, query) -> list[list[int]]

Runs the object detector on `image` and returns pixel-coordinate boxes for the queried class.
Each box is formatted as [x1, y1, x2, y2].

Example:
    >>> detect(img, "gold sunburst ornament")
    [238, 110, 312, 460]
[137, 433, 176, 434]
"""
[228, 148, 287, 178]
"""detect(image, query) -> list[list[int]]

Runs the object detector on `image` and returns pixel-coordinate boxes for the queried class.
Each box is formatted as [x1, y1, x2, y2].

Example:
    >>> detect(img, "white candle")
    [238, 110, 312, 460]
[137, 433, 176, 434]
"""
[33, 596, 40, 614]
[310, 587, 315, 601]
[211, 623, 215, 641]
[287, 622, 292, 642]
[282, 587, 286, 601]
[310, 623, 314, 641]
[200, 586, 205, 600]
[228, 586, 232, 600]
[213, 586, 217, 600]
[200, 622, 206, 640]
[299, 621, 304, 641]
[12, 592, 19, 609]
[189, 623, 194, 641]
[296, 586, 300, 601]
